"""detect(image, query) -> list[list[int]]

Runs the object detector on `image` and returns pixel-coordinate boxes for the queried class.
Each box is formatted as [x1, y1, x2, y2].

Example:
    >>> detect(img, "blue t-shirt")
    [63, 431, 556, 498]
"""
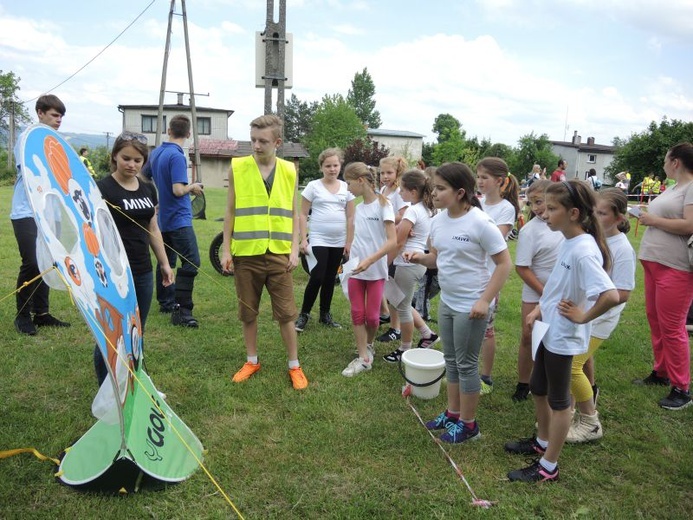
[145, 141, 192, 232]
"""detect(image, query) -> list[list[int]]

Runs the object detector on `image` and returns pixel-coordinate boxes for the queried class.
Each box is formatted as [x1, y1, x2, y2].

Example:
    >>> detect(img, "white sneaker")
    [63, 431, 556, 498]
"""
[341, 357, 372, 377]
[566, 411, 603, 443]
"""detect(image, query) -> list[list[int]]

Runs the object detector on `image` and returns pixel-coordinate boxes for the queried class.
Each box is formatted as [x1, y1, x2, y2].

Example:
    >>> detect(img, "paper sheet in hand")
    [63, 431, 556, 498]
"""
[339, 256, 360, 298]
[384, 277, 406, 307]
[627, 206, 642, 217]
[531, 320, 550, 360]
[304, 246, 318, 273]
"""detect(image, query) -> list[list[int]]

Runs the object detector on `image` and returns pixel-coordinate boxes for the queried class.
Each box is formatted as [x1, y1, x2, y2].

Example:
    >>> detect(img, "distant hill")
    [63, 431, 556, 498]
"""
[1, 129, 108, 151]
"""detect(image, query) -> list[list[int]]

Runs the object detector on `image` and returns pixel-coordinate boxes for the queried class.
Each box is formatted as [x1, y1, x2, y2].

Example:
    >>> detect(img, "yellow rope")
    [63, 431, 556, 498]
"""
[0, 448, 60, 466]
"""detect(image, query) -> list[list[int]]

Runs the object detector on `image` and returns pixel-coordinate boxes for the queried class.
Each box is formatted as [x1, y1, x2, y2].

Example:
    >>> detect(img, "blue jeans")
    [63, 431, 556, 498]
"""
[157, 226, 200, 310]
[94, 270, 154, 386]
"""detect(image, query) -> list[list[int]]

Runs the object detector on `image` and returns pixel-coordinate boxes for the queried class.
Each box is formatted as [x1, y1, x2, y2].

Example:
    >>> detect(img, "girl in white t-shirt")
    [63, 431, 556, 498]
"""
[405, 162, 512, 444]
[513, 180, 564, 402]
[377, 156, 409, 339]
[505, 180, 619, 483]
[382, 169, 438, 363]
[342, 162, 397, 377]
[567, 188, 636, 443]
[476, 157, 520, 394]
[296, 148, 355, 332]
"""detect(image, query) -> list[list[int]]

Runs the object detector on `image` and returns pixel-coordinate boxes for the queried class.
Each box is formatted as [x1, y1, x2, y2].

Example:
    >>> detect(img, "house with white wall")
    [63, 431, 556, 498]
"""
[550, 131, 616, 183]
[367, 128, 425, 163]
[118, 97, 308, 188]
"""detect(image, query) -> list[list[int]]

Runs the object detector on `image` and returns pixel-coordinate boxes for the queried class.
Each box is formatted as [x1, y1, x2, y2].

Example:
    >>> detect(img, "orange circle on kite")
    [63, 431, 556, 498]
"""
[44, 136, 72, 194]
[83, 223, 100, 256]
[65, 257, 82, 286]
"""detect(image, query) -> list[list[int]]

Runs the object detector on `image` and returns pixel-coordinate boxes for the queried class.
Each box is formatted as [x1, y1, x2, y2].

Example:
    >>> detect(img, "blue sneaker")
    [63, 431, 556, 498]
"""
[440, 420, 481, 444]
[425, 411, 452, 431]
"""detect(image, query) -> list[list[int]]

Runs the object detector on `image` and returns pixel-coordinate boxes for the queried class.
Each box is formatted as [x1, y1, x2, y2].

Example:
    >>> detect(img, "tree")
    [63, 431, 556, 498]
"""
[507, 132, 559, 180]
[346, 68, 381, 129]
[605, 117, 693, 186]
[284, 93, 318, 143]
[1, 70, 32, 148]
[343, 136, 390, 168]
[301, 94, 367, 181]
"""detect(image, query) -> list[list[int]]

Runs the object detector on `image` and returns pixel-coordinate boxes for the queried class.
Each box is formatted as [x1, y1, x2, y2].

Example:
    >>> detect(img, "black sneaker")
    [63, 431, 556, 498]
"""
[295, 313, 309, 332]
[319, 312, 341, 329]
[15, 315, 37, 335]
[377, 327, 401, 342]
[659, 387, 692, 410]
[159, 304, 176, 314]
[383, 348, 405, 363]
[504, 437, 546, 455]
[171, 305, 199, 328]
[633, 370, 670, 386]
[379, 314, 391, 325]
[508, 459, 559, 482]
[417, 333, 439, 349]
[33, 313, 70, 328]
[511, 383, 531, 402]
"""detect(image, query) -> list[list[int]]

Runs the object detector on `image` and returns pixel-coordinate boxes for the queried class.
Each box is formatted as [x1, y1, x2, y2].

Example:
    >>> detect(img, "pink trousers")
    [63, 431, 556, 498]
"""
[348, 278, 385, 328]
[642, 260, 693, 391]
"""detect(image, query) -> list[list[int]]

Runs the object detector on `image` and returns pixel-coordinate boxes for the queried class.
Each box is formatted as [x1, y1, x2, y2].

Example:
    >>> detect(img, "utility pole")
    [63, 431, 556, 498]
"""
[261, 0, 288, 154]
[155, 0, 202, 182]
[103, 131, 113, 150]
[7, 101, 15, 169]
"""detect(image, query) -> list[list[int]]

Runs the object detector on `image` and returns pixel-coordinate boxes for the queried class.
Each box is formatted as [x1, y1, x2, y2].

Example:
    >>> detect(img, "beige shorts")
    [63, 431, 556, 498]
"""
[233, 253, 298, 323]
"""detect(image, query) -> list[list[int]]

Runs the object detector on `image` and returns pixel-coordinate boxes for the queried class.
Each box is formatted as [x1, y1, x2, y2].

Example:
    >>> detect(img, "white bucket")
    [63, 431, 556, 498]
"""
[400, 349, 446, 400]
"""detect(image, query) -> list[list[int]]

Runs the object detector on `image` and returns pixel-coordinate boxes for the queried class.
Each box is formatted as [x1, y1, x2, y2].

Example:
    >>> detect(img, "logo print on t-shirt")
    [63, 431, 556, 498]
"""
[560, 260, 571, 270]
[452, 234, 470, 242]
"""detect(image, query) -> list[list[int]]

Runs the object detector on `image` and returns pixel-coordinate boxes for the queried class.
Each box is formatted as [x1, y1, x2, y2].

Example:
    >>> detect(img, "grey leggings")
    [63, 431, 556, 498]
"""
[439, 300, 489, 394]
[393, 263, 426, 323]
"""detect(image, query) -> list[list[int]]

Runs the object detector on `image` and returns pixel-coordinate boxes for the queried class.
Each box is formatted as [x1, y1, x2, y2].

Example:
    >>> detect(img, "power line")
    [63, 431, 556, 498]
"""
[22, 0, 158, 104]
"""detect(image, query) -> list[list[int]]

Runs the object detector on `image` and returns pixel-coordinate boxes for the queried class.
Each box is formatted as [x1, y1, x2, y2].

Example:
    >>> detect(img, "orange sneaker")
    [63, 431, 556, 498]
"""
[289, 366, 308, 390]
[232, 361, 261, 383]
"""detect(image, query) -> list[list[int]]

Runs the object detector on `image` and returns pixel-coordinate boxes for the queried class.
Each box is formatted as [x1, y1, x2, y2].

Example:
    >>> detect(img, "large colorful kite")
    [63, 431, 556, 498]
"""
[18, 124, 203, 491]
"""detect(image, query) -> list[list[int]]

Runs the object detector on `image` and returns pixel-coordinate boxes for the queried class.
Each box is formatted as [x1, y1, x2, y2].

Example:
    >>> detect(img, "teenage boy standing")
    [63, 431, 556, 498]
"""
[11, 94, 71, 335]
[221, 114, 308, 390]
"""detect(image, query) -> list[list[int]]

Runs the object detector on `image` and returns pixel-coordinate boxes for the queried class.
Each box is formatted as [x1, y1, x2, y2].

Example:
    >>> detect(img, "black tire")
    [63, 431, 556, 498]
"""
[209, 231, 231, 276]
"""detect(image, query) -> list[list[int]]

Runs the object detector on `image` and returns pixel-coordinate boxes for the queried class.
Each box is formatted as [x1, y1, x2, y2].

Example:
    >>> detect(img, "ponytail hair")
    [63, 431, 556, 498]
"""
[476, 157, 520, 219]
[435, 162, 482, 211]
[401, 168, 435, 216]
[598, 187, 631, 234]
[546, 179, 612, 271]
[380, 155, 408, 187]
[344, 162, 388, 206]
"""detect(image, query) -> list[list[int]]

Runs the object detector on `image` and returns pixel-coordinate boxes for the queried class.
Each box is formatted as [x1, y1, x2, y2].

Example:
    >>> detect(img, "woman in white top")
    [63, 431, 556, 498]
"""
[382, 169, 438, 363]
[476, 157, 520, 394]
[567, 188, 635, 442]
[406, 162, 511, 444]
[296, 148, 355, 332]
[513, 180, 564, 402]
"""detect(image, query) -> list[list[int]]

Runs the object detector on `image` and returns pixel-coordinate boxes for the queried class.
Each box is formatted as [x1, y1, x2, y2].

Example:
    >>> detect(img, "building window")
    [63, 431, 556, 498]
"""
[587, 154, 597, 163]
[142, 115, 166, 134]
[197, 117, 211, 135]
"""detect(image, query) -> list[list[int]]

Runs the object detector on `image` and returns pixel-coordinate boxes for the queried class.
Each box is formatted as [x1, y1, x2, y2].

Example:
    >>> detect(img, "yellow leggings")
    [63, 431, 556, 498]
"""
[571, 336, 604, 403]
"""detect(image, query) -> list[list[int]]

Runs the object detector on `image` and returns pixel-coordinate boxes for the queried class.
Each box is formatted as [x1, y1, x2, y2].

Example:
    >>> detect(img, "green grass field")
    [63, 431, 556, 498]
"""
[1, 186, 692, 519]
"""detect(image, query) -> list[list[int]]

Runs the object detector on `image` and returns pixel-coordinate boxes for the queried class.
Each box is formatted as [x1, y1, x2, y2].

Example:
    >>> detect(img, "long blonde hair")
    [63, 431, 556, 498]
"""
[344, 162, 388, 206]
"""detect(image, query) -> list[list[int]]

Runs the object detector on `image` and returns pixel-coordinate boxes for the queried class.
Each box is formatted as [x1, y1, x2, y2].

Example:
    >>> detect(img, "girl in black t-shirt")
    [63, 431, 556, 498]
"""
[94, 132, 174, 386]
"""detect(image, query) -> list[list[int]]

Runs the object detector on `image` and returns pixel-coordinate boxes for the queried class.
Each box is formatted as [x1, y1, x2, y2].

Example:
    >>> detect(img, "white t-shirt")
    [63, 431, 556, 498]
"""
[591, 232, 636, 339]
[394, 202, 432, 266]
[430, 207, 508, 313]
[381, 185, 409, 215]
[539, 234, 616, 355]
[481, 198, 516, 237]
[301, 179, 355, 247]
[515, 216, 565, 303]
[351, 199, 395, 281]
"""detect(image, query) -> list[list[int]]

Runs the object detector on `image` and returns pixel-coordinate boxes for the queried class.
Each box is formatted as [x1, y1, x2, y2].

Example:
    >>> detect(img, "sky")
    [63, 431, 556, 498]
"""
[1, 0, 692, 150]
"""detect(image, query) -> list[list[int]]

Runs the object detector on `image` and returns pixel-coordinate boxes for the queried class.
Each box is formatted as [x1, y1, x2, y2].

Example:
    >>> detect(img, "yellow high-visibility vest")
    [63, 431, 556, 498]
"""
[231, 156, 295, 256]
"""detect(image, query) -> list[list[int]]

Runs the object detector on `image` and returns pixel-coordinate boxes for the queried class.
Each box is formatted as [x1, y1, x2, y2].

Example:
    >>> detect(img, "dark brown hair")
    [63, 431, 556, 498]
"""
[476, 157, 520, 219]
[434, 162, 482, 210]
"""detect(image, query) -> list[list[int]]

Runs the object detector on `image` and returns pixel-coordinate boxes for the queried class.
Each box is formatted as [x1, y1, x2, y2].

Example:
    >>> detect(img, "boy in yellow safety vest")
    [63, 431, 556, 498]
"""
[221, 115, 308, 390]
